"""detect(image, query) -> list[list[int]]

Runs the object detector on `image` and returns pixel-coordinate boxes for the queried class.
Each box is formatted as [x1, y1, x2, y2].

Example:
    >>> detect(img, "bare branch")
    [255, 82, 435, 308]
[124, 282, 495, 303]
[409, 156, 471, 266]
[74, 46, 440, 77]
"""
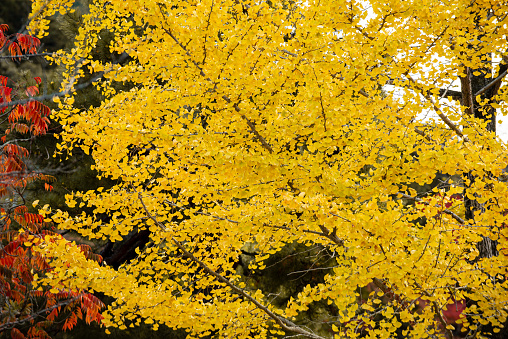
[386, 79, 462, 100]
[474, 68, 508, 97]
[280, 49, 297, 57]
[0, 52, 55, 60]
[439, 88, 462, 100]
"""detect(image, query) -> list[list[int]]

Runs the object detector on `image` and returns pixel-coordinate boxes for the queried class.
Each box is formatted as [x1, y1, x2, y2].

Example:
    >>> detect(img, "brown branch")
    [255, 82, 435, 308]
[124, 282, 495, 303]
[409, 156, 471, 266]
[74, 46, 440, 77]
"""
[460, 67, 474, 116]
[438, 88, 462, 100]
[241, 115, 273, 153]
[138, 193, 325, 339]
[316, 222, 345, 247]
[474, 67, 508, 97]
[407, 76, 469, 142]
[414, 281, 454, 339]
[397, 192, 465, 224]
[414, 127, 433, 142]
[158, 3, 273, 154]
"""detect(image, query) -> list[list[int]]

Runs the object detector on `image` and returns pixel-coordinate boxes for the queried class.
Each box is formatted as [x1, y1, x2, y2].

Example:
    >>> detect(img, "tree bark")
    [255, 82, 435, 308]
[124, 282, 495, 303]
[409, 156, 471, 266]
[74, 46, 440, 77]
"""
[461, 11, 499, 260]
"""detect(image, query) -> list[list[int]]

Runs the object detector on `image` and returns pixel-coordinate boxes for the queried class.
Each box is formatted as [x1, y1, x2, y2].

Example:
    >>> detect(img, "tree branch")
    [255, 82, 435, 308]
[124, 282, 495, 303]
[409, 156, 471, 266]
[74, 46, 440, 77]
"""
[157, 3, 274, 154]
[0, 52, 55, 60]
[438, 88, 462, 100]
[414, 281, 454, 339]
[474, 67, 508, 97]
[407, 75, 469, 142]
[397, 192, 465, 224]
[0, 53, 129, 110]
[139, 193, 325, 339]
[0, 296, 79, 332]
[460, 67, 475, 116]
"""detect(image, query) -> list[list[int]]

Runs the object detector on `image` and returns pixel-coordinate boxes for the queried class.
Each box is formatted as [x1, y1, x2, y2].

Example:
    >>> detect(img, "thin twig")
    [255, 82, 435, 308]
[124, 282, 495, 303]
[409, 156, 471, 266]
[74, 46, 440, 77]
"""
[0, 52, 55, 60]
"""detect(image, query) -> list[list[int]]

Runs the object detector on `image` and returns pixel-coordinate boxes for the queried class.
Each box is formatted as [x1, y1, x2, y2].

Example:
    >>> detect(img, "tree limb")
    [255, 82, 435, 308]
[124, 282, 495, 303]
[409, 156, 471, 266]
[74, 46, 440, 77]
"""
[138, 193, 325, 339]
[0, 52, 129, 110]
[407, 75, 469, 142]
[460, 67, 475, 116]
[414, 281, 454, 339]
[397, 192, 465, 224]
[474, 67, 508, 97]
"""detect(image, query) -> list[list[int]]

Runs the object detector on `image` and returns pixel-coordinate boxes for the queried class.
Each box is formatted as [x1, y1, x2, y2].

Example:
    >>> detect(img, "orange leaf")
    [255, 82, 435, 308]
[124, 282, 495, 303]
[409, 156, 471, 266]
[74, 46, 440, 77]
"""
[25, 86, 39, 97]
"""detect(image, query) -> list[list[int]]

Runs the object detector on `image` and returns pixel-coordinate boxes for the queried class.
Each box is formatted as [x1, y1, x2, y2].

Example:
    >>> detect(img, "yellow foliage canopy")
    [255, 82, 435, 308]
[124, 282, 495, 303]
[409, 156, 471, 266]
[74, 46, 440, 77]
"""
[29, 0, 508, 338]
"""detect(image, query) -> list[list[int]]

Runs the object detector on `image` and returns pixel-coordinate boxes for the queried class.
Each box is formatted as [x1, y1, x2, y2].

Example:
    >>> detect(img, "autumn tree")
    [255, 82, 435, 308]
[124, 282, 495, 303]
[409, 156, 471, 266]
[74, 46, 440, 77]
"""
[0, 23, 104, 338]
[19, 0, 508, 338]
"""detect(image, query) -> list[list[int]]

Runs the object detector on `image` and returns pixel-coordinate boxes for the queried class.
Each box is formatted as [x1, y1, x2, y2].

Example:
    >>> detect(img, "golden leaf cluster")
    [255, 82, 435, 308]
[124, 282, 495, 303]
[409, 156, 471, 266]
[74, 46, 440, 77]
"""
[30, 0, 508, 337]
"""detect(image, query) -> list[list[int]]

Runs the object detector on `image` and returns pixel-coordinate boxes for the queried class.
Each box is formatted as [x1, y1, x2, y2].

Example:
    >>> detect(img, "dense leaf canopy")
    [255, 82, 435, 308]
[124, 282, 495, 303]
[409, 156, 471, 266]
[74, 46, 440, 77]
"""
[24, 0, 508, 338]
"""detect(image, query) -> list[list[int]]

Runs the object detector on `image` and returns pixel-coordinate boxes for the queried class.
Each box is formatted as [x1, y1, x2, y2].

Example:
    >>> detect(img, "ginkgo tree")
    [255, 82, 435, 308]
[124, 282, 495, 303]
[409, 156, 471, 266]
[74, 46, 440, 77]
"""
[18, 0, 508, 338]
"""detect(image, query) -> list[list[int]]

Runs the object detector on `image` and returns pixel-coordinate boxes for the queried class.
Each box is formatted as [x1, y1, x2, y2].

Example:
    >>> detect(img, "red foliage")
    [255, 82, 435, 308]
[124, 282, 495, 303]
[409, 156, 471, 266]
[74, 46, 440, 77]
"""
[0, 25, 104, 338]
[0, 26, 40, 61]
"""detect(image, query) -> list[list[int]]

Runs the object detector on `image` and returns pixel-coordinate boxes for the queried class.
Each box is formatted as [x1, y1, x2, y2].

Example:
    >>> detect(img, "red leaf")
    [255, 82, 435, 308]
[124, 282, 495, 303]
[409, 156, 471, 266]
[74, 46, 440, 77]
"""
[0, 34, 6, 50]
[8, 42, 21, 59]
[0, 75, 8, 86]
[34, 77, 42, 85]
[25, 86, 39, 97]
[0, 86, 12, 102]
[14, 33, 40, 54]
[10, 328, 25, 339]
[62, 312, 78, 331]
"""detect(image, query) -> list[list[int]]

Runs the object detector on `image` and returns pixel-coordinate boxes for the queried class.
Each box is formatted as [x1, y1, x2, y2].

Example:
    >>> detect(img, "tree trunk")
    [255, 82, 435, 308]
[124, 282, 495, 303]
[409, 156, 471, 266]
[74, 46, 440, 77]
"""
[460, 11, 499, 260]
